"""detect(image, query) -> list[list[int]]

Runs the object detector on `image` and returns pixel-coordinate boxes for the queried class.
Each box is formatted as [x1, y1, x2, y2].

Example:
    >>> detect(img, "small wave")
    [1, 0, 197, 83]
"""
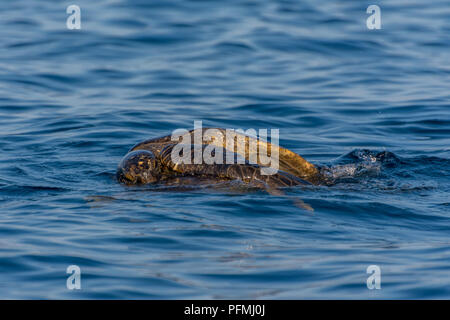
[0, 185, 70, 194]
[318, 149, 448, 192]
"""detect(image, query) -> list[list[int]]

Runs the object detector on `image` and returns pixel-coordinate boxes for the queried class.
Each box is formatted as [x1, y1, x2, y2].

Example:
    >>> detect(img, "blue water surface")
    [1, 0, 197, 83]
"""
[0, 0, 449, 299]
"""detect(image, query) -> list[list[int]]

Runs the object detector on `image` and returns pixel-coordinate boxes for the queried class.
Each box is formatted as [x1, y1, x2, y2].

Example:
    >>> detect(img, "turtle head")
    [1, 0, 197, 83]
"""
[116, 150, 159, 185]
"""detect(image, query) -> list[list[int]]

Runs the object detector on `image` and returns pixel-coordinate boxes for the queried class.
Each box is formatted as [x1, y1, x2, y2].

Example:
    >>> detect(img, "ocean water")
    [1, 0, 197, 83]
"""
[0, 0, 449, 299]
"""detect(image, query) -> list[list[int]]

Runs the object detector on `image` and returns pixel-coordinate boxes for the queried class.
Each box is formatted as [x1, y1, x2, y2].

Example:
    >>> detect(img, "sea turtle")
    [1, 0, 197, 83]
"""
[117, 128, 324, 189]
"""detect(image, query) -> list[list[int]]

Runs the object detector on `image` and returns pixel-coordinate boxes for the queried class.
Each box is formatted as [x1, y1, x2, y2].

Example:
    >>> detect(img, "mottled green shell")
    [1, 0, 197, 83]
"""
[130, 128, 320, 184]
[156, 144, 311, 187]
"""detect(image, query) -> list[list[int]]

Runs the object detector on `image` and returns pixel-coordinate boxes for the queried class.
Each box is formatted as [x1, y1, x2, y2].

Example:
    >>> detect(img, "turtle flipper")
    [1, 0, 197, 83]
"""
[247, 179, 314, 211]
